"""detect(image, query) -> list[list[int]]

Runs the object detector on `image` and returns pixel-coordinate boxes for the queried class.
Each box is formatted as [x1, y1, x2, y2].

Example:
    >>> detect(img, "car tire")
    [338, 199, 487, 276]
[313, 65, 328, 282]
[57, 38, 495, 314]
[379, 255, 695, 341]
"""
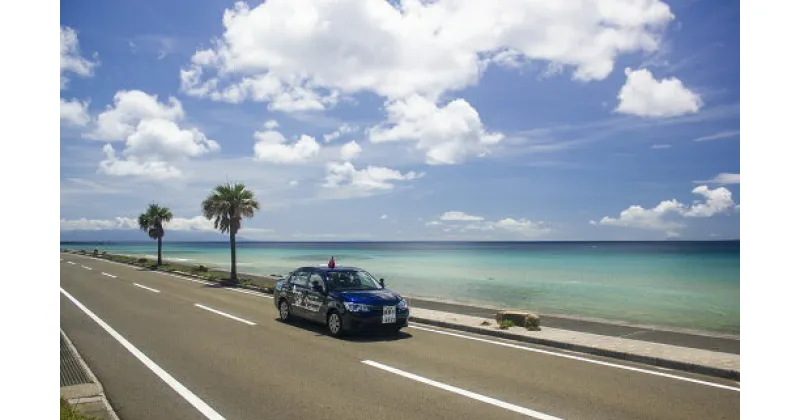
[327, 311, 344, 337]
[278, 299, 292, 322]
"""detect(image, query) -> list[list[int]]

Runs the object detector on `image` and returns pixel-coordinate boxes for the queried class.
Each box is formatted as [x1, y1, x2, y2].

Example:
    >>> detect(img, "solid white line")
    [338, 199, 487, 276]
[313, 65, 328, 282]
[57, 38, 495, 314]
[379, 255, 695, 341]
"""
[409, 325, 740, 392]
[133, 283, 161, 293]
[60, 288, 226, 420]
[81, 265, 93, 270]
[67, 261, 76, 265]
[194, 304, 256, 326]
[362, 360, 562, 420]
[102, 272, 117, 278]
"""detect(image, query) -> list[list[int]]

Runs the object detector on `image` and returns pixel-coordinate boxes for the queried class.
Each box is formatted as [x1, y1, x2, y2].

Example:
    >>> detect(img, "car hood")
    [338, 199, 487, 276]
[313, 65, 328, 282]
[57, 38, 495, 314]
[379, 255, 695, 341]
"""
[330, 289, 402, 305]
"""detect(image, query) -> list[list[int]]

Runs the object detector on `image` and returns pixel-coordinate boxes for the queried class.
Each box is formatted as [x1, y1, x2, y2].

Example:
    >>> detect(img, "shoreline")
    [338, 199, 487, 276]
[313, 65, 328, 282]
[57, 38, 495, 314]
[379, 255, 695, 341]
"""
[64, 248, 739, 339]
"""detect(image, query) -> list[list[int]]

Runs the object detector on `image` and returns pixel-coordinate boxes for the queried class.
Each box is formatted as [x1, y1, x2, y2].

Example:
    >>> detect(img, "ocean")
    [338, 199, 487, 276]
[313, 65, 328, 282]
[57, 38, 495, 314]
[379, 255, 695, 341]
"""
[61, 241, 740, 335]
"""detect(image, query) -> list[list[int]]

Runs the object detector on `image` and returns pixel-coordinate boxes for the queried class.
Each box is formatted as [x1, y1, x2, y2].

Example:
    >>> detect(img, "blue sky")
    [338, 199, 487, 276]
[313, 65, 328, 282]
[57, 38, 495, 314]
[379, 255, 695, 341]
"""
[60, 0, 740, 241]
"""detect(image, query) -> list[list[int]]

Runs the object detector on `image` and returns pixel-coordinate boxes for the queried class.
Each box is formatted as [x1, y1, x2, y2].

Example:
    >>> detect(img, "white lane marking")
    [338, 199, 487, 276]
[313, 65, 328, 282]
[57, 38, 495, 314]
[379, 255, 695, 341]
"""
[67, 261, 76, 265]
[81, 265, 93, 271]
[194, 304, 256, 326]
[69, 255, 275, 299]
[154, 271, 214, 286]
[134, 283, 161, 293]
[363, 360, 561, 420]
[60, 288, 226, 420]
[409, 325, 740, 392]
[102, 272, 117, 278]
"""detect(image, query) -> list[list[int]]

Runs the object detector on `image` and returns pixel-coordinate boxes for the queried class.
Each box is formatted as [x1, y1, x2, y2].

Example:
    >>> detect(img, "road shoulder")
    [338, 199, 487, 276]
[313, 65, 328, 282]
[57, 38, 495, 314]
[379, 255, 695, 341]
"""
[61, 329, 120, 420]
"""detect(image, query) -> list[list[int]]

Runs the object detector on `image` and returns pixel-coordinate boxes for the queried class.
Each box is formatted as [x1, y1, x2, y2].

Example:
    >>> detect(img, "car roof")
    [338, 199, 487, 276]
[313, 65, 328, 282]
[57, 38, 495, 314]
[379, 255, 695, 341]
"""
[294, 266, 362, 272]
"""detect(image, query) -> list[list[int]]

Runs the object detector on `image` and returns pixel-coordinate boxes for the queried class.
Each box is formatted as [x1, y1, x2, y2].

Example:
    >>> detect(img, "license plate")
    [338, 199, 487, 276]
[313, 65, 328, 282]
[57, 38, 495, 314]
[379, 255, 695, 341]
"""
[382, 306, 396, 324]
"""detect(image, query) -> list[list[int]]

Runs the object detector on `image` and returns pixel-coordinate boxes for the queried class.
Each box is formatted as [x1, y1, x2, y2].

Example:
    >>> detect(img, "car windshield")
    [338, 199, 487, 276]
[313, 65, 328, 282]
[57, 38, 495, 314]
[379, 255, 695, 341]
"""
[327, 270, 381, 291]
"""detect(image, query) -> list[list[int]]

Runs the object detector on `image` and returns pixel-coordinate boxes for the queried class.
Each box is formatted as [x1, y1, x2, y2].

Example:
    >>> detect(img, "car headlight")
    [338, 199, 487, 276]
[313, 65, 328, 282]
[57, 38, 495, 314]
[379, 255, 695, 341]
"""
[397, 299, 408, 311]
[344, 302, 372, 313]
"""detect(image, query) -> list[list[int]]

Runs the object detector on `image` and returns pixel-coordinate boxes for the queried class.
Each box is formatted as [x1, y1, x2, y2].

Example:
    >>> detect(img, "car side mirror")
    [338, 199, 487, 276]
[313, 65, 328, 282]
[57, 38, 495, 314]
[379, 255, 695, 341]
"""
[379, 278, 385, 288]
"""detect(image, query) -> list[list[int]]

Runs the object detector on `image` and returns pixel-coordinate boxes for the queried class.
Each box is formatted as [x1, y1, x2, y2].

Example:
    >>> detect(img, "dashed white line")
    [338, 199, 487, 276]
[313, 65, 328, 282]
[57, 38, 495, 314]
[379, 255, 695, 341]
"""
[67, 261, 76, 265]
[409, 325, 740, 392]
[102, 272, 117, 278]
[60, 288, 226, 420]
[81, 265, 93, 270]
[133, 283, 160, 293]
[194, 304, 256, 326]
[362, 360, 562, 420]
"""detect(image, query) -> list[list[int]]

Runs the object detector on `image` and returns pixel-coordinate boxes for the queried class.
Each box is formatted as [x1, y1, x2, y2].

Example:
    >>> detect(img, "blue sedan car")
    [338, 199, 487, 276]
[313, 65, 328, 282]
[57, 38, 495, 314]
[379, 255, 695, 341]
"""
[274, 265, 409, 337]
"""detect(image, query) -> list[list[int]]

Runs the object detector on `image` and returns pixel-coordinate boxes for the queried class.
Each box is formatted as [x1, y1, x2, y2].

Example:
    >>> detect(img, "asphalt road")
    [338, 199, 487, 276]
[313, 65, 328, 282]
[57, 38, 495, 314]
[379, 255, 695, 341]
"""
[60, 254, 740, 420]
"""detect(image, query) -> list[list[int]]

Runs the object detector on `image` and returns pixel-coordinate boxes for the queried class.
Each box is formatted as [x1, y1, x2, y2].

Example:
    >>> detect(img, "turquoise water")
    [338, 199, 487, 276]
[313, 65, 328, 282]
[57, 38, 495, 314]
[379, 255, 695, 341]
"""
[63, 241, 740, 334]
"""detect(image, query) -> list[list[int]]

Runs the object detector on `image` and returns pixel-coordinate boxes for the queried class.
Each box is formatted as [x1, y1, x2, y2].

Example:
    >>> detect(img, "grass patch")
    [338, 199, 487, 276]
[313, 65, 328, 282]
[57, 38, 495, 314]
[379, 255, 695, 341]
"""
[60, 398, 96, 420]
[499, 319, 516, 330]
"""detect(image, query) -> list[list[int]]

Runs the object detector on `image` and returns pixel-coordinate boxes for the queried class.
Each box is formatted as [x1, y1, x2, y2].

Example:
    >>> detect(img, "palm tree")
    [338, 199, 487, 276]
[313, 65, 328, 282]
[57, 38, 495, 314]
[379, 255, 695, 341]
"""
[201, 182, 260, 284]
[138, 203, 174, 266]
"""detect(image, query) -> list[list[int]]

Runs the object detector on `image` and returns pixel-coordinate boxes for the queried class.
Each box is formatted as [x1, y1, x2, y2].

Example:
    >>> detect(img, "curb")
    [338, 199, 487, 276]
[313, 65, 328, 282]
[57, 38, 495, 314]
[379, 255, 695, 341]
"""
[61, 329, 121, 420]
[409, 316, 740, 382]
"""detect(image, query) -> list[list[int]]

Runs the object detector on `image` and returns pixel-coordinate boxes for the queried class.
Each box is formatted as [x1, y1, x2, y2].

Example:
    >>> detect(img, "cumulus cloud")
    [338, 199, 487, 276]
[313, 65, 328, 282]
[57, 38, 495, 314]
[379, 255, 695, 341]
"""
[323, 161, 422, 191]
[60, 98, 91, 127]
[693, 173, 740, 186]
[61, 215, 218, 231]
[60, 217, 138, 231]
[253, 128, 321, 164]
[428, 211, 550, 238]
[61, 26, 99, 90]
[182, 0, 673, 105]
[615, 68, 702, 118]
[181, 0, 674, 165]
[369, 95, 503, 164]
[440, 211, 484, 221]
[591, 185, 738, 235]
[340, 141, 363, 161]
[85, 90, 219, 179]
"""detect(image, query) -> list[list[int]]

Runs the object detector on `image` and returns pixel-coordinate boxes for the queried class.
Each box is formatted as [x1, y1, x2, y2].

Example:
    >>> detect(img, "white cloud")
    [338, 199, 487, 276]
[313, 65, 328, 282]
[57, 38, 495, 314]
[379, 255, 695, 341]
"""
[592, 185, 738, 234]
[99, 144, 183, 180]
[651, 144, 671, 149]
[60, 217, 138, 231]
[693, 173, 740, 185]
[323, 161, 422, 191]
[60, 98, 91, 127]
[380, 214, 388, 220]
[182, 0, 673, 108]
[61, 215, 220, 231]
[615, 68, 701, 118]
[683, 185, 737, 217]
[288, 180, 299, 187]
[340, 141, 363, 161]
[263, 119, 280, 129]
[693, 130, 739, 142]
[253, 128, 321, 164]
[85, 91, 219, 179]
[440, 211, 484, 221]
[61, 26, 99, 90]
[369, 95, 503, 164]
[428, 212, 550, 238]
[323, 124, 358, 143]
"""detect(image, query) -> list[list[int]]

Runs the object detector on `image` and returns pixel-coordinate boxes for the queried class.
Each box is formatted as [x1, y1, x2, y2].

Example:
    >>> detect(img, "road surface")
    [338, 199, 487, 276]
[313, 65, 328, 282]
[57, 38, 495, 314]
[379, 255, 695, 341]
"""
[60, 254, 740, 420]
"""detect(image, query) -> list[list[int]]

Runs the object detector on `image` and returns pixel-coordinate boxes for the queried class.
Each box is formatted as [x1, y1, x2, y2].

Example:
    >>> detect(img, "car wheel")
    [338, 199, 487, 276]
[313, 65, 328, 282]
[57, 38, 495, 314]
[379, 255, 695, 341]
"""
[327, 311, 344, 337]
[278, 299, 292, 322]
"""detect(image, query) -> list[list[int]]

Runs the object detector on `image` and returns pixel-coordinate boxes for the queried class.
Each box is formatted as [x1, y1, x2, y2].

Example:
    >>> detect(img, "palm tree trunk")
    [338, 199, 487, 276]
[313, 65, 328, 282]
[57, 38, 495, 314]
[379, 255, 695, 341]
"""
[229, 229, 237, 283]
[157, 237, 163, 266]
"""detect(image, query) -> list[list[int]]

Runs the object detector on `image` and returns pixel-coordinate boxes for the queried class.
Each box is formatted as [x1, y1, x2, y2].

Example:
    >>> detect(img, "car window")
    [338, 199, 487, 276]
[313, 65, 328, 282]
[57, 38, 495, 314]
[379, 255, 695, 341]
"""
[291, 271, 310, 288]
[309, 272, 324, 290]
[327, 270, 381, 291]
